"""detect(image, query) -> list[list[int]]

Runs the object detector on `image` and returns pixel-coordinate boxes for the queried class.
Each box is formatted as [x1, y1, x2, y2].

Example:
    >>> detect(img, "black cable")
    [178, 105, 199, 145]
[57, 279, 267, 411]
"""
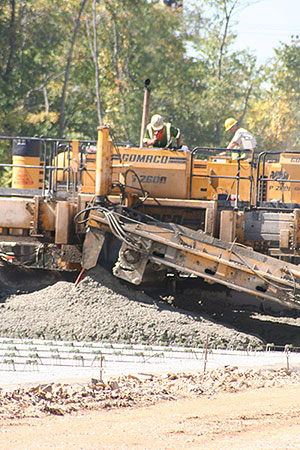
[73, 206, 100, 225]
[124, 169, 147, 199]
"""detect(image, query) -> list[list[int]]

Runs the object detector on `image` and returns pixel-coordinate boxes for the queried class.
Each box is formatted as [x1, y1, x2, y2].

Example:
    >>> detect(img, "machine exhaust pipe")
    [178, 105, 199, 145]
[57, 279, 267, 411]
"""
[139, 79, 151, 148]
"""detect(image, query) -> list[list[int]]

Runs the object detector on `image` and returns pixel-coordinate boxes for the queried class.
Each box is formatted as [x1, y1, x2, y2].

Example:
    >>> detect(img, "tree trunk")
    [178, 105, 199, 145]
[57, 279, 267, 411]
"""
[111, 10, 130, 141]
[58, 0, 88, 139]
[214, 0, 239, 145]
[3, 0, 16, 80]
[92, 0, 103, 126]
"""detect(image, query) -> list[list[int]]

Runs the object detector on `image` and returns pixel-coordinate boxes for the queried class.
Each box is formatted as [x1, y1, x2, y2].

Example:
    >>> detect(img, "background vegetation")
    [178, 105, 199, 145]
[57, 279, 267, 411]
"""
[1, 0, 300, 164]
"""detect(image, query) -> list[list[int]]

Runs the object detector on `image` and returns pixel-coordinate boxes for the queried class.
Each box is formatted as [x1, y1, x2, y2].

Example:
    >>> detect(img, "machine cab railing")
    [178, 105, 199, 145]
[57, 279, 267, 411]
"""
[2, 133, 300, 210]
[0, 136, 97, 197]
[255, 150, 300, 208]
[189, 147, 255, 206]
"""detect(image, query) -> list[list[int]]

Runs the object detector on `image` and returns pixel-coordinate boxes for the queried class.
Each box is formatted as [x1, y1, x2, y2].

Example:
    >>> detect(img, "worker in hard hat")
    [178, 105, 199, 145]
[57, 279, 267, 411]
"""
[225, 118, 257, 160]
[143, 114, 182, 149]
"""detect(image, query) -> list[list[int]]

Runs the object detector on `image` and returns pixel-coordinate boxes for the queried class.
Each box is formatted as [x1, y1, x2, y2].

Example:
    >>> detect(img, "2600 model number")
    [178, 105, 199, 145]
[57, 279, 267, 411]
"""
[131, 174, 167, 184]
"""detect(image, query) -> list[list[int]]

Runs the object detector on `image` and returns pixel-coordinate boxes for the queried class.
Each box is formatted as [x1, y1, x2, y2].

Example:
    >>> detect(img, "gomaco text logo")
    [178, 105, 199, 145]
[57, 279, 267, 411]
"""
[121, 154, 169, 164]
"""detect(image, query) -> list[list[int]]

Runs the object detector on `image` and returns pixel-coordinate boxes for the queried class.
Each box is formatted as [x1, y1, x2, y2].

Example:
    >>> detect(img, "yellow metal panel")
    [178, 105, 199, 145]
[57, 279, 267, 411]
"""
[0, 197, 57, 235]
[191, 158, 253, 201]
[264, 163, 287, 202]
[37, 201, 56, 232]
[278, 154, 300, 203]
[96, 126, 111, 197]
[111, 147, 190, 199]
[190, 159, 209, 199]
[12, 156, 42, 189]
[55, 202, 71, 244]
[0, 198, 34, 228]
[79, 153, 96, 193]
[263, 156, 300, 204]
[220, 210, 237, 242]
[142, 198, 215, 209]
[71, 140, 79, 173]
[206, 160, 252, 201]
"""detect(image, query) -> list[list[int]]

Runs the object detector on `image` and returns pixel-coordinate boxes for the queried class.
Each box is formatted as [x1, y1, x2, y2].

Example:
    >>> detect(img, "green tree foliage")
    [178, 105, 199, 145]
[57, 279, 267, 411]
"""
[0, 1, 64, 135]
[182, 0, 260, 148]
[91, 0, 187, 144]
[252, 38, 300, 151]
[1, 0, 298, 158]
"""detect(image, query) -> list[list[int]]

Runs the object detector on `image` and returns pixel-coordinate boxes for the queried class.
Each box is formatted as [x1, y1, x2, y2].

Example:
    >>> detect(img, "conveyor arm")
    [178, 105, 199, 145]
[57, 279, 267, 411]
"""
[82, 207, 300, 309]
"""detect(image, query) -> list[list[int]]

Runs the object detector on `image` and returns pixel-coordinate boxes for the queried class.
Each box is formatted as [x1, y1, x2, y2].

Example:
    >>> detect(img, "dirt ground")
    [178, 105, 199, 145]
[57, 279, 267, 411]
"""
[0, 384, 299, 449]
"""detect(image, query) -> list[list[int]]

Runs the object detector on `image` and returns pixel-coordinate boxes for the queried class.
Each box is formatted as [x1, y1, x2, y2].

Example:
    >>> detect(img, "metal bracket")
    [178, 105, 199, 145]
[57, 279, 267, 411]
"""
[82, 228, 105, 270]
[113, 242, 150, 285]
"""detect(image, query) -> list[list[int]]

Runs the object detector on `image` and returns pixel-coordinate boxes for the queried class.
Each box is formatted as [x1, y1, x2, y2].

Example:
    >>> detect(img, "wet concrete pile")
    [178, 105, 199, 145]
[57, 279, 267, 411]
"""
[0, 265, 262, 348]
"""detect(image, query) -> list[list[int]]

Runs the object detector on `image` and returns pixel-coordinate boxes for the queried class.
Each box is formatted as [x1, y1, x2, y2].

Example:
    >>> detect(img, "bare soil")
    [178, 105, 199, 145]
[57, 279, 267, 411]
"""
[1, 383, 300, 449]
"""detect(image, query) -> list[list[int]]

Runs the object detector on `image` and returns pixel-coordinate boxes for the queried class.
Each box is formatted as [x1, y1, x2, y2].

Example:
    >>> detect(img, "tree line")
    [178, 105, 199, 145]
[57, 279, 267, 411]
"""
[1, 0, 300, 164]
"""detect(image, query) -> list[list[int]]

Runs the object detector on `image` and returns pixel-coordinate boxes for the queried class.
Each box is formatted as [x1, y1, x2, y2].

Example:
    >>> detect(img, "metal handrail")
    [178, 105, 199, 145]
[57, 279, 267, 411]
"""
[0, 136, 97, 197]
[255, 150, 300, 207]
[189, 147, 252, 204]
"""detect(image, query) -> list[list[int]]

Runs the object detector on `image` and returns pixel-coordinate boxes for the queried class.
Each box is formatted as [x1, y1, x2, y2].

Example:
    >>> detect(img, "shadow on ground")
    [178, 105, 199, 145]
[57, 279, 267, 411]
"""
[144, 277, 300, 347]
[0, 262, 78, 302]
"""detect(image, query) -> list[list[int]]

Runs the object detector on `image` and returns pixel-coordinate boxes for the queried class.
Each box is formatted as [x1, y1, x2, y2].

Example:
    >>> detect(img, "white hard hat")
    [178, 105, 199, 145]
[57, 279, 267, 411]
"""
[150, 114, 164, 131]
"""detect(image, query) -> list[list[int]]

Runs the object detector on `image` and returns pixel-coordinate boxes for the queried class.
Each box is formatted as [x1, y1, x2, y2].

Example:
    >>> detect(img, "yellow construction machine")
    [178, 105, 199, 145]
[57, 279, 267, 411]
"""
[1, 125, 300, 311]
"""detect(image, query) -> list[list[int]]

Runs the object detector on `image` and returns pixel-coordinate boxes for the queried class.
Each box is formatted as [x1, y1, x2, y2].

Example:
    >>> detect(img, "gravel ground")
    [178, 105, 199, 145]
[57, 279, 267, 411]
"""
[0, 265, 262, 348]
[0, 366, 300, 421]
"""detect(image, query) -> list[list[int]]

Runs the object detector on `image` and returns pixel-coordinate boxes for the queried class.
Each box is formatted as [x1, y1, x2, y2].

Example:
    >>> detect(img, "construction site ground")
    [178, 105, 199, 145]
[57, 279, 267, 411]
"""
[1, 262, 300, 448]
[1, 379, 300, 449]
[1, 262, 300, 348]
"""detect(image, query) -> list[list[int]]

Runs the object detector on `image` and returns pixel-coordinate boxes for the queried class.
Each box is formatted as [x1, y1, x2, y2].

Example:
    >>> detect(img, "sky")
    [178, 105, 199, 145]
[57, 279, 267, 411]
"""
[185, 0, 300, 64]
[234, 0, 300, 64]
